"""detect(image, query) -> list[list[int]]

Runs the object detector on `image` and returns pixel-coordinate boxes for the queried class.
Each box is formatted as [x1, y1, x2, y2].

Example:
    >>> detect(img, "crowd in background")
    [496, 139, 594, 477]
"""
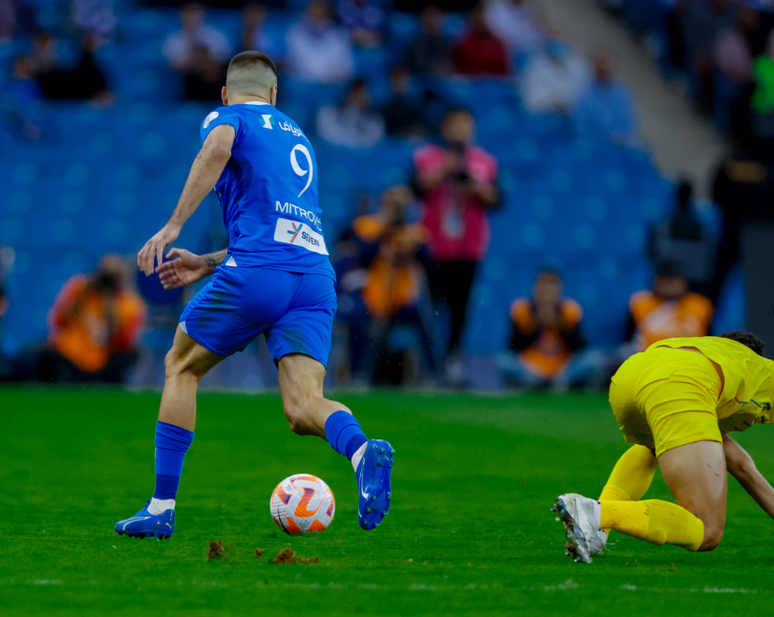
[0, 0, 760, 389]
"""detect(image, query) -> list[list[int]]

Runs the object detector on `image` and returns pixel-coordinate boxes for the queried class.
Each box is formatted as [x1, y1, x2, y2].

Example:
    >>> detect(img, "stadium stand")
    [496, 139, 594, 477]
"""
[1, 0, 732, 374]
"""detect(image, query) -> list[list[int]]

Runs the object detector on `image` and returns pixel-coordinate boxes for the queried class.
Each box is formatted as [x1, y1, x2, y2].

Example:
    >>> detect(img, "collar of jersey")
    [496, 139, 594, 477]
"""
[242, 101, 271, 106]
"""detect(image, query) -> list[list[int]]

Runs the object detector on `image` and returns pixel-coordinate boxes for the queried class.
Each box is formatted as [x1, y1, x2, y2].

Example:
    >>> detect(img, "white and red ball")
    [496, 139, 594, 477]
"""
[270, 474, 335, 535]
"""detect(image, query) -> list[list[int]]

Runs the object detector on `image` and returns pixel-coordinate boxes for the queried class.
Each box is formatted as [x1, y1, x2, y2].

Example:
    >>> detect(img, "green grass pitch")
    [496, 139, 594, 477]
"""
[2, 387, 773, 616]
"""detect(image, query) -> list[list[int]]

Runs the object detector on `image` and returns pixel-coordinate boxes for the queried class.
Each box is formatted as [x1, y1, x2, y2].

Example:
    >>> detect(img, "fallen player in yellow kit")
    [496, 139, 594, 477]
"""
[554, 331, 774, 563]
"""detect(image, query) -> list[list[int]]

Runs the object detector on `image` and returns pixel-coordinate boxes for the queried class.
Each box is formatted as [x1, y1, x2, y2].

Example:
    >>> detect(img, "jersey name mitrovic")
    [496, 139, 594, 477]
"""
[200, 102, 335, 280]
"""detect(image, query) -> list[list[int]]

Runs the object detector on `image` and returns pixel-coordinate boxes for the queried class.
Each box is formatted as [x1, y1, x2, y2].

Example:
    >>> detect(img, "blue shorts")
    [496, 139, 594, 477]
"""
[179, 266, 337, 368]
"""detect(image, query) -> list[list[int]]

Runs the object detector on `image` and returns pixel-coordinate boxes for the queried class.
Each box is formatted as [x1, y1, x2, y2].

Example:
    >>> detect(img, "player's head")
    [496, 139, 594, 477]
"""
[441, 107, 474, 147]
[381, 185, 412, 224]
[532, 268, 563, 305]
[721, 331, 765, 356]
[223, 51, 278, 107]
[653, 260, 688, 301]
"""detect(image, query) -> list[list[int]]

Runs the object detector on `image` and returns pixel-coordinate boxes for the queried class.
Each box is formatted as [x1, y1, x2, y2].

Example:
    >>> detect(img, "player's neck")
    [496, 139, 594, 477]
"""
[227, 95, 273, 106]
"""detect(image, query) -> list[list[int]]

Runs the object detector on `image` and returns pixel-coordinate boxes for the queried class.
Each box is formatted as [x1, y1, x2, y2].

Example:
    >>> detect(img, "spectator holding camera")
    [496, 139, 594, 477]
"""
[39, 255, 146, 383]
[413, 107, 500, 386]
[336, 186, 434, 383]
[498, 269, 605, 391]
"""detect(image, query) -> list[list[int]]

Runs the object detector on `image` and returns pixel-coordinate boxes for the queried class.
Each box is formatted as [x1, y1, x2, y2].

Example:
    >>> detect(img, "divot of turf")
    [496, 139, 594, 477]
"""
[254, 548, 264, 558]
[273, 548, 296, 564]
[206, 540, 226, 561]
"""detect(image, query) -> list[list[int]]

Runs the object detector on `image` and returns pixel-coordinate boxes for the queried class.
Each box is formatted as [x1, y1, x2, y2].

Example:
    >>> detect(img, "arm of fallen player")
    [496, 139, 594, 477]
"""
[137, 124, 236, 276]
[723, 435, 774, 519]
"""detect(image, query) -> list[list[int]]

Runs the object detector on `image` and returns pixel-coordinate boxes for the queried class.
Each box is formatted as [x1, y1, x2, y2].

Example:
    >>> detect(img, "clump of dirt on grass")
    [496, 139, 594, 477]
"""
[273, 548, 296, 564]
[296, 557, 318, 564]
[254, 548, 264, 558]
[207, 540, 227, 561]
[272, 548, 318, 565]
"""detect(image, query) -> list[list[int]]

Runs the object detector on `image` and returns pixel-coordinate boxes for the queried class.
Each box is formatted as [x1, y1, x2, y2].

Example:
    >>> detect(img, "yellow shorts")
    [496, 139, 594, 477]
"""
[609, 347, 722, 457]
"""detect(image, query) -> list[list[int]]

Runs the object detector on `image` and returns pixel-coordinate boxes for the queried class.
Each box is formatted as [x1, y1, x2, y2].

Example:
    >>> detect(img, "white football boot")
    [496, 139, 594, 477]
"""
[553, 493, 602, 563]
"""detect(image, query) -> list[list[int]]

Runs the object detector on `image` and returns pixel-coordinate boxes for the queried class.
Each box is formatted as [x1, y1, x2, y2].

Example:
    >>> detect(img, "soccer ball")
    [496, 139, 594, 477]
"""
[270, 474, 335, 535]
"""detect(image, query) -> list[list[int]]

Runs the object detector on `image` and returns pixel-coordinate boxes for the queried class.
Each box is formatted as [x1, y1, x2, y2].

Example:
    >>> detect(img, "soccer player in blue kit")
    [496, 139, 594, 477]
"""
[115, 52, 394, 538]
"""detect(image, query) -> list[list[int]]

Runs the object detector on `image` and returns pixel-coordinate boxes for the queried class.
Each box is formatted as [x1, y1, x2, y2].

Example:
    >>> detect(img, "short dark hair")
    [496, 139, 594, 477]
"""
[721, 331, 765, 356]
[226, 51, 277, 95]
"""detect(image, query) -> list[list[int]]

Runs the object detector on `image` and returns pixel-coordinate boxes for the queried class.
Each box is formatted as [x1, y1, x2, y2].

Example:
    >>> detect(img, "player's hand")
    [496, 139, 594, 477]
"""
[137, 224, 181, 276]
[156, 248, 210, 290]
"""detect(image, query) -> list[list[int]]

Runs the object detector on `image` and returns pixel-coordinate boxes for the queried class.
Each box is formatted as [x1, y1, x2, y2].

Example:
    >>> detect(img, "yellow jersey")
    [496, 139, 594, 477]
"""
[649, 336, 774, 433]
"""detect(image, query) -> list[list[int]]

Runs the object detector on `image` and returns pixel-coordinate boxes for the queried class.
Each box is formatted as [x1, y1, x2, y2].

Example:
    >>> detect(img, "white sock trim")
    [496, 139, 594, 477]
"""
[148, 498, 175, 515]
[351, 442, 368, 472]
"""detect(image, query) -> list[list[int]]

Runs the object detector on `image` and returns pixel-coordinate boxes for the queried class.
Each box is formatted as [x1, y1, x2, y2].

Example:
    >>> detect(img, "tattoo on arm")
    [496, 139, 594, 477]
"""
[203, 249, 228, 270]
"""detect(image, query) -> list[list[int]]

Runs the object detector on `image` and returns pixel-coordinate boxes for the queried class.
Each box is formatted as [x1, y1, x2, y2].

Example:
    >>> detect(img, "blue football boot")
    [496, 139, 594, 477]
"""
[356, 440, 394, 530]
[115, 500, 175, 539]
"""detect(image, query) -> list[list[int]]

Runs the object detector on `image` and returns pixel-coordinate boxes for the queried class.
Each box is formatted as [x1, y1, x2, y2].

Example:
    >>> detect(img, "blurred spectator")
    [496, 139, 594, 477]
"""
[406, 6, 454, 78]
[624, 261, 714, 354]
[713, 7, 765, 88]
[574, 51, 639, 145]
[383, 67, 430, 137]
[520, 38, 591, 115]
[34, 34, 114, 103]
[710, 144, 774, 302]
[336, 0, 385, 48]
[485, 0, 545, 55]
[38, 256, 146, 383]
[413, 107, 500, 386]
[286, 0, 355, 84]
[453, 4, 510, 76]
[182, 44, 227, 102]
[498, 269, 605, 391]
[0, 0, 37, 39]
[336, 186, 435, 384]
[317, 78, 385, 148]
[681, 0, 734, 111]
[2, 56, 44, 141]
[72, 0, 117, 48]
[162, 3, 230, 74]
[650, 179, 716, 297]
[242, 4, 284, 59]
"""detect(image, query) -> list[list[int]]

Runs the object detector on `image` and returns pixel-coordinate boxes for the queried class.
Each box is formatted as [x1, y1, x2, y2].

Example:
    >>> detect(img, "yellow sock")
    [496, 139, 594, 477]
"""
[599, 445, 658, 533]
[600, 500, 704, 551]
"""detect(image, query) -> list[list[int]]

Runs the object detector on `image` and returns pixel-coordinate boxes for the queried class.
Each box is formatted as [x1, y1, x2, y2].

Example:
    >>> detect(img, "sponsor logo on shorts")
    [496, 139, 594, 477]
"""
[273, 218, 328, 255]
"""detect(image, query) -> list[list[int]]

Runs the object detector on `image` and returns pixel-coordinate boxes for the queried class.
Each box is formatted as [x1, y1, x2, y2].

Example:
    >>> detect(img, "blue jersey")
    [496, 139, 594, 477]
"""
[200, 102, 335, 280]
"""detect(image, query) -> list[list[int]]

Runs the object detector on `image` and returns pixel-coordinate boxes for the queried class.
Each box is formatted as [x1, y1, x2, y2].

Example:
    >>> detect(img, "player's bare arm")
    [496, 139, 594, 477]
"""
[137, 124, 236, 275]
[156, 248, 228, 290]
[723, 435, 774, 519]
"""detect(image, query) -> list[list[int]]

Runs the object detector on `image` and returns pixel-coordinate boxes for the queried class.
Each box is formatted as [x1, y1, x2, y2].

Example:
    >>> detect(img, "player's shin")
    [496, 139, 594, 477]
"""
[324, 410, 368, 471]
[600, 499, 704, 551]
[599, 445, 658, 533]
[150, 421, 194, 514]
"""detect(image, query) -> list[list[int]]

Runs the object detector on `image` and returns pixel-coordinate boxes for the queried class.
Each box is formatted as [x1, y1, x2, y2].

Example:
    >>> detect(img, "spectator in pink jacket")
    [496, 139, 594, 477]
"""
[413, 107, 501, 386]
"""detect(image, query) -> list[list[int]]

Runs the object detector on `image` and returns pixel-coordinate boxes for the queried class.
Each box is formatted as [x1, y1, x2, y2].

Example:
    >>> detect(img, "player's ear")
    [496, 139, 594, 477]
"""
[221, 86, 228, 106]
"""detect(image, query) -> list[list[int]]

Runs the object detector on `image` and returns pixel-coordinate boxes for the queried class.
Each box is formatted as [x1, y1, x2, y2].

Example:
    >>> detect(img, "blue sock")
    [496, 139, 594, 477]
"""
[325, 411, 368, 460]
[153, 421, 194, 500]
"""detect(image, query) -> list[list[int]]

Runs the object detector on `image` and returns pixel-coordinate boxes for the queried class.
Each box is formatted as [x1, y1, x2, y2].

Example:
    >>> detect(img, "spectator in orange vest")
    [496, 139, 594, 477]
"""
[625, 260, 714, 354]
[335, 186, 435, 384]
[39, 255, 146, 382]
[498, 268, 606, 390]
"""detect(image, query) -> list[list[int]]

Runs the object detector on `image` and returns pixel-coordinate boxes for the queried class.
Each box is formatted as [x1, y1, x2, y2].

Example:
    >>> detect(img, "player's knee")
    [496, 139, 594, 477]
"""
[164, 348, 205, 381]
[699, 524, 724, 551]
